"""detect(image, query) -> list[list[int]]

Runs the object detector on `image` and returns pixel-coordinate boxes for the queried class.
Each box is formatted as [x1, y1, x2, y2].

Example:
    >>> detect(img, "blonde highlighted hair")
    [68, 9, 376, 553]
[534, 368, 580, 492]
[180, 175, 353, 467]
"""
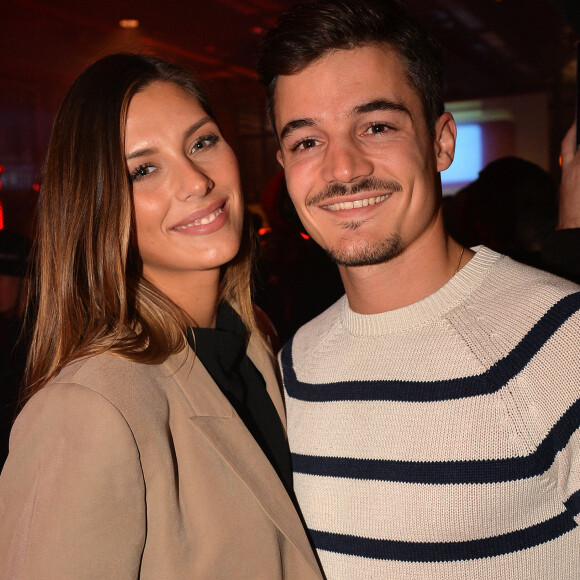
[24, 53, 258, 396]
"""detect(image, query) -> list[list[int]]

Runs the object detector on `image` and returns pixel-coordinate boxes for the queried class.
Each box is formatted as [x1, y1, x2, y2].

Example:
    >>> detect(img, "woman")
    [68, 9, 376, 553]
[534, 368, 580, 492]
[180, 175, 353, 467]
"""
[0, 54, 322, 579]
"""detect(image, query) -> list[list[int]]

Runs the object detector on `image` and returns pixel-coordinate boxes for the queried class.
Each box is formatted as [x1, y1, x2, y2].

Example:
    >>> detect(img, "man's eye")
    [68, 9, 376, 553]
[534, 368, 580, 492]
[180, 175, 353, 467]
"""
[366, 123, 390, 134]
[293, 138, 318, 152]
[130, 164, 155, 181]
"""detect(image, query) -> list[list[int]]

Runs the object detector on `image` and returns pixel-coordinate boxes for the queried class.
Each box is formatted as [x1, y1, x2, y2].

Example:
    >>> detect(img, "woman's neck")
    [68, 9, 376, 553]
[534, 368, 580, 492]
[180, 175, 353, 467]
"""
[143, 267, 221, 328]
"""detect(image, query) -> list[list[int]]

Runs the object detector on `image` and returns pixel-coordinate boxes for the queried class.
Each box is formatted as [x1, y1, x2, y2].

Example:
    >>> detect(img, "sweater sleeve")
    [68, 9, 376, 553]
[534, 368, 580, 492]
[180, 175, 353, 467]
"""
[0, 382, 146, 579]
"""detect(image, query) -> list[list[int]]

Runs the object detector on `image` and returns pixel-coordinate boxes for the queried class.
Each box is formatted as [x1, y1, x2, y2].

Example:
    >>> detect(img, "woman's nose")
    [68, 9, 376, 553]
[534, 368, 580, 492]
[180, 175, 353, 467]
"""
[175, 159, 213, 200]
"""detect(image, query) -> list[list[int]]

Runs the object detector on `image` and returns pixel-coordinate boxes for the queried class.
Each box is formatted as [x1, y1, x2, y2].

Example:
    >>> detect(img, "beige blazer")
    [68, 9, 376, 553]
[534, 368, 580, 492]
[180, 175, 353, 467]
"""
[0, 333, 323, 579]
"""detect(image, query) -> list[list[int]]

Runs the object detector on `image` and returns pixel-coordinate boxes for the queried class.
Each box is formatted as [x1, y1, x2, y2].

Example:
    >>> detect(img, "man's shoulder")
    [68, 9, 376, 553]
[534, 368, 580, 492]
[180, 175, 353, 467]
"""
[459, 253, 580, 360]
[476, 253, 580, 312]
[280, 294, 346, 361]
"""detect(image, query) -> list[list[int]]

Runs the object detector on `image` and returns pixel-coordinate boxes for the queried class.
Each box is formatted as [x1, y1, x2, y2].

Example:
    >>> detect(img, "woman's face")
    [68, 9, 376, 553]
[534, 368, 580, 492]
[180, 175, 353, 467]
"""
[125, 81, 244, 291]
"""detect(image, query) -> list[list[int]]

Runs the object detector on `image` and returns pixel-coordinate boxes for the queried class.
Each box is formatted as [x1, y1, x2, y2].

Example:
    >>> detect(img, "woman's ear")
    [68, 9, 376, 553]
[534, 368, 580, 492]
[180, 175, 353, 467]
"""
[434, 112, 457, 172]
[276, 149, 284, 168]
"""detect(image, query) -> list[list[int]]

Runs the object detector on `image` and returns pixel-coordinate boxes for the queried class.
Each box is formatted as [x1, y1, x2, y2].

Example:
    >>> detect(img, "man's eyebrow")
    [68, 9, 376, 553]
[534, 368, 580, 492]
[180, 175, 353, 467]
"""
[278, 100, 411, 144]
[352, 99, 411, 118]
[125, 117, 213, 161]
[279, 118, 317, 143]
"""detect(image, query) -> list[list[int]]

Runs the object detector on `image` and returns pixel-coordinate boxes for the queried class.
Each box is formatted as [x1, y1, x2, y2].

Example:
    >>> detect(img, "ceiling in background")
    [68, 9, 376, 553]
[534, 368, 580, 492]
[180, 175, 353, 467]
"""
[2, 0, 577, 106]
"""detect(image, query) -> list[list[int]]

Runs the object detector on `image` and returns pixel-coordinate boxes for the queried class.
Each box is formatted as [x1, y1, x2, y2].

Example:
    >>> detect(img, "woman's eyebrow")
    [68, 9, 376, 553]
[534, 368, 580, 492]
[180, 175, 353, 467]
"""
[125, 117, 214, 161]
[184, 116, 213, 140]
[126, 147, 156, 161]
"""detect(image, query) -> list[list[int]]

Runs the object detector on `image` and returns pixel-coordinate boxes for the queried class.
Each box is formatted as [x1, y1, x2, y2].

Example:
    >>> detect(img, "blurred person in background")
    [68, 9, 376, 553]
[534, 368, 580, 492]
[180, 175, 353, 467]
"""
[540, 121, 580, 283]
[443, 121, 580, 284]
[443, 156, 559, 267]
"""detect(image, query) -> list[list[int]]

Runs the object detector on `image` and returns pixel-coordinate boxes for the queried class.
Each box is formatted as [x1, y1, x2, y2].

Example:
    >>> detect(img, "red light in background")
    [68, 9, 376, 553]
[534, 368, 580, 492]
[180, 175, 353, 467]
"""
[258, 227, 272, 236]
[0, 197, 4, 230]
[299, 232, 310, 240]
[32, 183, 41, 193]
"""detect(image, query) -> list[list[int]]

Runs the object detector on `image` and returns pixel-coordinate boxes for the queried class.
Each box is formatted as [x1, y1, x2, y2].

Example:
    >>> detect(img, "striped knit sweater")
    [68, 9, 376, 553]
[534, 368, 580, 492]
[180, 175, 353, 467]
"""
[279, 246, 580, 579]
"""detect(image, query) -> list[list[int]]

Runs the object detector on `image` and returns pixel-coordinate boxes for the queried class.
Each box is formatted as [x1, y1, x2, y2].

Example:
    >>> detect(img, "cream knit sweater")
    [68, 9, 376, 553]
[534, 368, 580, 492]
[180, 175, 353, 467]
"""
[280, 246, 580, 579]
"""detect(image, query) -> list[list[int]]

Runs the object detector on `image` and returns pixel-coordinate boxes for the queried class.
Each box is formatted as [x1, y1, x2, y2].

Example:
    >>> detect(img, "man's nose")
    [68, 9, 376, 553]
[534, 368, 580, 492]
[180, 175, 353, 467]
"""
[321, 137, 373, 184]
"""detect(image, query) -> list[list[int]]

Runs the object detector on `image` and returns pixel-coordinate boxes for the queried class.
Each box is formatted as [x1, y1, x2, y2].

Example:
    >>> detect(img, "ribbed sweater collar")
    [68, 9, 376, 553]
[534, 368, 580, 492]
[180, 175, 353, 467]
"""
[340, 246, 501, 336]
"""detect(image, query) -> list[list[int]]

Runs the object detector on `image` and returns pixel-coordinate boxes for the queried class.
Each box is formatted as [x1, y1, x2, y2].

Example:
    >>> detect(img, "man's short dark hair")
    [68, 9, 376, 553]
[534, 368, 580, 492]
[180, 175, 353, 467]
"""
[257, 0, 444, 137]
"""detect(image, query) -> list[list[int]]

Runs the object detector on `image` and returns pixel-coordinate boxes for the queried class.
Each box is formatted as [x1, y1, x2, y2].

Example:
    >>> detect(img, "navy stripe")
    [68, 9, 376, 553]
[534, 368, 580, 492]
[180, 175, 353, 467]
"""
[565, 489, 580, 518]
[309, 509, 577, 562]
[292, 398, 580, 483]
[281, 291, 580, 403]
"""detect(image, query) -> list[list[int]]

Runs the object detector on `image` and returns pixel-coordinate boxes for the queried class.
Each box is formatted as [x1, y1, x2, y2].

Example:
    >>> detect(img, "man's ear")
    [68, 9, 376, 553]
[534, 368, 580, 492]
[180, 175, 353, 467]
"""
[434, 112, 457, 172]
[276, 149, 284, 168]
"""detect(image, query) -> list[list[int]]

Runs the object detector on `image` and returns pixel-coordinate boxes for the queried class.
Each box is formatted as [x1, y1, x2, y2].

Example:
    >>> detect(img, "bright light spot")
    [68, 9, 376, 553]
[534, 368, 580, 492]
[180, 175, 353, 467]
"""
[441, 123, 483, 186]
[119, 19, 139, 29]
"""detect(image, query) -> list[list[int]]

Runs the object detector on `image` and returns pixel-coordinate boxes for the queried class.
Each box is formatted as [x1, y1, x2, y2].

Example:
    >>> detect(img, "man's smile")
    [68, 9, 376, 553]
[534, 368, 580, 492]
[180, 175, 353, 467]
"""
[323, 193, 391, 211]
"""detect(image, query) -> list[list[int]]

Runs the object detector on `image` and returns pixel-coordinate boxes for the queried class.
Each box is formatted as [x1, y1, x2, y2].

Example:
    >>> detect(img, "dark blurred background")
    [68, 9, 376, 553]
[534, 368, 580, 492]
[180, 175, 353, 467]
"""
[0, 0, 578, 237]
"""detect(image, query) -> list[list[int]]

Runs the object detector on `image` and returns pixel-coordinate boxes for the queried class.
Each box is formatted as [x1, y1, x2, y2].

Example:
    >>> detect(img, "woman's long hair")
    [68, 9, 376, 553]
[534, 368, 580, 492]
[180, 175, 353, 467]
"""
[24, 53, 257, 396]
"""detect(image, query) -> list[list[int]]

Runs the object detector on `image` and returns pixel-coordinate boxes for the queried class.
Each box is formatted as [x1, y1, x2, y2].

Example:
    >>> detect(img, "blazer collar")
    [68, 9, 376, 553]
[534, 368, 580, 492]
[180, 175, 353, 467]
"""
[162, 341, 321, 577]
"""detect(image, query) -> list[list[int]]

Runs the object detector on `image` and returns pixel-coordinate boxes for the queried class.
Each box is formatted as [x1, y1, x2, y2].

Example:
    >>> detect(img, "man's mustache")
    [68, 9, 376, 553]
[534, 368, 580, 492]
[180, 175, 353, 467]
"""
[306, 177, 403, 207]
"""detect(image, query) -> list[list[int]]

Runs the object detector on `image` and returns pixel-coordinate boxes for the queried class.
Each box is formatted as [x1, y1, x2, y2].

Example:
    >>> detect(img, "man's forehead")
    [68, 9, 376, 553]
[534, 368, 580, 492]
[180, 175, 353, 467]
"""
[277, 99, 412, 143]
[273, 48, 418, 136]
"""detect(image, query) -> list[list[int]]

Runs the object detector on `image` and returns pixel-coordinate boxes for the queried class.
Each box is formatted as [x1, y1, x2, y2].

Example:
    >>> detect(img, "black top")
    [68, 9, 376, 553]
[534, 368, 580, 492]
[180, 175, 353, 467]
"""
[187, 304, 293, 494]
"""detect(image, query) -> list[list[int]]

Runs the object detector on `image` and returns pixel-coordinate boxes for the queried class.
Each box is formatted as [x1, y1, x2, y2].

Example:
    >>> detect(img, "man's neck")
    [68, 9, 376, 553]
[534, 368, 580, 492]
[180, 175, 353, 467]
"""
[338, 230, 472, 314]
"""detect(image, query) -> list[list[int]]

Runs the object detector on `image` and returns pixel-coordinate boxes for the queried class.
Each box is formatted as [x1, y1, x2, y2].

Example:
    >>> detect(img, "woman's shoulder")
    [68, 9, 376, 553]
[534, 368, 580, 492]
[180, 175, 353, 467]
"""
[39, 349, 187, 416]
[56, 350, 151, 383]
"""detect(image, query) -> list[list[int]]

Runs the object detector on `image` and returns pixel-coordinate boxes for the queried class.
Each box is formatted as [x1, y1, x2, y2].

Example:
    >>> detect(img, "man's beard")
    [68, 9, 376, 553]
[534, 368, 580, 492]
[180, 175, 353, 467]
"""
[327, 232, 404, 267]
[307, 176, 404, 267]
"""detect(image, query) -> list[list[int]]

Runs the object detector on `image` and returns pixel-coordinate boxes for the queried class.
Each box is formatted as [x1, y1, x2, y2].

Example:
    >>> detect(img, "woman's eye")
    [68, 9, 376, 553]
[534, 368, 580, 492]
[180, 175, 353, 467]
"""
[191, 134, 219, 152]
[130, 164, 156, 181]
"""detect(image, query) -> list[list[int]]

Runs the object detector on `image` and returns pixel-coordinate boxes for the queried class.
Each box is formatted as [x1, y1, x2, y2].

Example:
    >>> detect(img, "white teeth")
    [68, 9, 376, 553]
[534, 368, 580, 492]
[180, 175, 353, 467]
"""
[174, 207, 223, 230]
[324, 194, 390, 212]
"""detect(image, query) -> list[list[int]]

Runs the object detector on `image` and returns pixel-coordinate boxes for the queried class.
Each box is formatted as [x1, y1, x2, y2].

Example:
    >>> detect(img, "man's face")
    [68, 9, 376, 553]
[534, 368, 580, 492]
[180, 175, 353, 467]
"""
[274, 45, 455, 267]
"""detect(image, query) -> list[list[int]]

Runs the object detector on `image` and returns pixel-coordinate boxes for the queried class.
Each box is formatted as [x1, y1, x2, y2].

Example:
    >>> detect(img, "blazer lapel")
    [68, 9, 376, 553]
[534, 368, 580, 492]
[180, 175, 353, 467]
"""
[247, 333, 287, 429]
[163, 345, 320, 576]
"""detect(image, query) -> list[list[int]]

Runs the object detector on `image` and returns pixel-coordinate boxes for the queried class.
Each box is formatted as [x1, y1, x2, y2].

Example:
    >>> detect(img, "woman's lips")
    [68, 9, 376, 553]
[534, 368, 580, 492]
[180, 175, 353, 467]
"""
[170, 200, 227, 231]
[173, 207, 224, 230]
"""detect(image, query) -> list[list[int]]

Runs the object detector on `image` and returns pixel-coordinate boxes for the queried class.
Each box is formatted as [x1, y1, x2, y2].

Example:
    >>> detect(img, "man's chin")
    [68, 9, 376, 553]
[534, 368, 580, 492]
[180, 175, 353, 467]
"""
[327, 234, 404, 267]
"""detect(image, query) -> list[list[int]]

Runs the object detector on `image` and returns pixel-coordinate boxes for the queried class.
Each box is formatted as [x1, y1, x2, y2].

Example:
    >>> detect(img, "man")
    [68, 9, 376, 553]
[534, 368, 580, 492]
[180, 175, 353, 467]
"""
[257, 0, 580, 577]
